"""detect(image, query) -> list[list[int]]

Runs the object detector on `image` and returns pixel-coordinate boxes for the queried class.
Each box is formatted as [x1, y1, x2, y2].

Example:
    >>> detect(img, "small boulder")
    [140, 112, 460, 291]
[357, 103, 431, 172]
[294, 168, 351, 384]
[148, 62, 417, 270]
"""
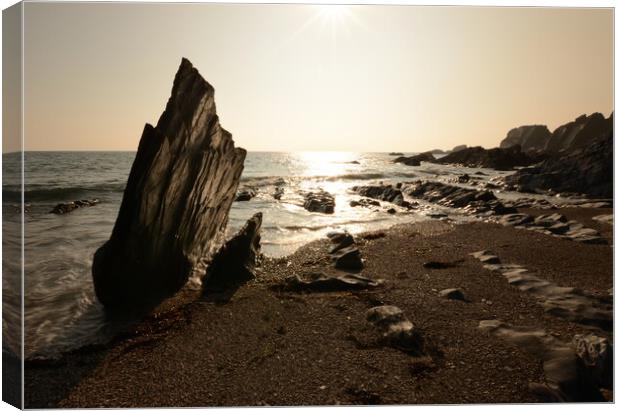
[438, 288, 466, 301]
[235, 188, 257, 201]
[304, 191, 335, 214]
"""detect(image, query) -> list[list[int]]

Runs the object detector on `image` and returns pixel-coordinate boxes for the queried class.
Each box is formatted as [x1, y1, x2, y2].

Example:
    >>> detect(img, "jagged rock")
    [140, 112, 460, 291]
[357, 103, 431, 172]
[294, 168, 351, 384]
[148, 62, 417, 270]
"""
[235, 188, 256, 201]
[393, 152, 436, 166]
[92, 58, 246, 311]
[351, 185, 412, 209]
[457, 174, 470, 183]
[499, 125, 551, 152]
[281, 272, 381, 292]
[402, 181, 516, 215]
[366, 305, 425, 354]
[505, 124, 612, 198]
[50, 199, 99, 214]
[436, 145, 542, 171]
[303, 191, 335, 214]
[479, 320, 604, 402]
[546, 112, 612, 154]
[573, 334, 612, 389]
[472, 253, 612, 331]
[203, 212, 262, 291]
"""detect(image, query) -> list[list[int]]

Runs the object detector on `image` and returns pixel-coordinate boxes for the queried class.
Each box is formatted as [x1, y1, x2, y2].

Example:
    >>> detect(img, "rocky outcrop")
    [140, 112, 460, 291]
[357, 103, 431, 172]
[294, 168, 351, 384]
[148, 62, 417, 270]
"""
[303, 190, 335, 214]
[351, 184, 413, 209]
[450, 144, 467, 152]
[393, 152, 436, 166]
[50, 199, 99, 214]
[402, 181, 516, 215]
[92, 58, 246, 311]
[546, 112, 612, 154]
[436, 145, 541, 170]
[499, 125, 551, 152]
[504, 130, 612, 198]
[203, 213, 262, 291]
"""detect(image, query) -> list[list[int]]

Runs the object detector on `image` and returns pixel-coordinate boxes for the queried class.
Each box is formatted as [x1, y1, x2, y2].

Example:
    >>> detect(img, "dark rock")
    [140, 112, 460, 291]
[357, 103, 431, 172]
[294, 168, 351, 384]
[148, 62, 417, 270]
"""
[331, 245, 364, 270]
[327, 231, 355, 254]
[92, 58, 246, 311]
[499, 125, 551, 152]
[504, 127, 612, 198]
[349, 198, 381, 208]
[393, 152, 436, 166]
[351, 185, 413, 209]
[573, 334, 612, 389]
[402, 181, 516, 215]
[235, 188, 256, 201]
[451, 144, 467, 152]
[423, 261, 458, 269]
[438, 288, 466, 301]
[546, 112, 612, 154]
[388, 152, 404, 156]
[273, 187, 284, 200]
[203, 212, 262, 291]
[436, 145, 542, 171]
[457, 174, 470, 183]
[303, 190, 335, 214]
[282, 272, 381, 292]
[50, 199, 99, 214]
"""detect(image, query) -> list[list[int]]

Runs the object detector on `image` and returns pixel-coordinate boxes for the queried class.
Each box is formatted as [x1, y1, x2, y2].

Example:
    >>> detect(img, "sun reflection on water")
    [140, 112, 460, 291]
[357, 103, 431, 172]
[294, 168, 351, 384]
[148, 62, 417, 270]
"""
[295, 151, 359, 177]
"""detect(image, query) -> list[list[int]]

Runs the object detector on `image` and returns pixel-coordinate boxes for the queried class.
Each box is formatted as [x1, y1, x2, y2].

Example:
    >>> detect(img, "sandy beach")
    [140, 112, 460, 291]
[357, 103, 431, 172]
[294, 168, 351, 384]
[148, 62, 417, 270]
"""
[24, 206, 612, 407]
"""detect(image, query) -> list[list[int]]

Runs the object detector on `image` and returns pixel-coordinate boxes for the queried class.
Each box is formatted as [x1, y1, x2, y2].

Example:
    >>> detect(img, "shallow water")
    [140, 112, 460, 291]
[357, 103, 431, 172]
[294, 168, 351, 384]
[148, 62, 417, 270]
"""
[1, 151, 585, 359]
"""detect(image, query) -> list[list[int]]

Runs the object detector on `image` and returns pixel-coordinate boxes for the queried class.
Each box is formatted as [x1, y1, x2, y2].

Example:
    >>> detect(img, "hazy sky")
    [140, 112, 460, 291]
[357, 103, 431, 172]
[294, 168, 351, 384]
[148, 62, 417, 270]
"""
[17, 3, 613, 152]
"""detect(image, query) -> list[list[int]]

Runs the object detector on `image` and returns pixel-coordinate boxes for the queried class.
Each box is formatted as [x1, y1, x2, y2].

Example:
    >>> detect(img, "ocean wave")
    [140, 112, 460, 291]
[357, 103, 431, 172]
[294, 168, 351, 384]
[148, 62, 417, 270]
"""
[3, 182, 126, 202]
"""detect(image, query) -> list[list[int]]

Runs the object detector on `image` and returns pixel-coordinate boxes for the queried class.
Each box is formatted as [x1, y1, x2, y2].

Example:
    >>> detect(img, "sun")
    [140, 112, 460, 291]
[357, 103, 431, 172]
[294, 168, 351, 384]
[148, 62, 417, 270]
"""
[318, 5, 351, 24]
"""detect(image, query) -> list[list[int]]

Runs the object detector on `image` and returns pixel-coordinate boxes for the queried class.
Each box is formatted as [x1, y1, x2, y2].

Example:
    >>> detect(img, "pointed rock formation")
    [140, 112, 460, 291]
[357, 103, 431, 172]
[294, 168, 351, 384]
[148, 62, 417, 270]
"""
[92, 58, 246, 311]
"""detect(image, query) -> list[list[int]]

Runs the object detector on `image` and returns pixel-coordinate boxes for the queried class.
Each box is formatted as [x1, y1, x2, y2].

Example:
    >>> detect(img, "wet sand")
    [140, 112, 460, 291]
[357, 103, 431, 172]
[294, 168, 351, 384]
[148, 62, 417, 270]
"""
[25, 207, 613, 407]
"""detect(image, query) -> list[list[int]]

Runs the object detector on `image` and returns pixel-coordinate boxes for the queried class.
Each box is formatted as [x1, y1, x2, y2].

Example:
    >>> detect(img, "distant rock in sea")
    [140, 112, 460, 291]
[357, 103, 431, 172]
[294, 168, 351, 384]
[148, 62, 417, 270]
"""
[92, 58, 246, 311]
[450, 144, 467, 152]
[393, 152, 436, 167]
[436, 145, 541, 171]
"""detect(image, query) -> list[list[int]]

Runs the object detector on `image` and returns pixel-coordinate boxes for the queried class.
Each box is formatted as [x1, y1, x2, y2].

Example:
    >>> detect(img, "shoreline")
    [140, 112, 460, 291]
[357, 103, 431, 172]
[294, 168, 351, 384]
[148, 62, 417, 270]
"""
[25, 206, 613, 407]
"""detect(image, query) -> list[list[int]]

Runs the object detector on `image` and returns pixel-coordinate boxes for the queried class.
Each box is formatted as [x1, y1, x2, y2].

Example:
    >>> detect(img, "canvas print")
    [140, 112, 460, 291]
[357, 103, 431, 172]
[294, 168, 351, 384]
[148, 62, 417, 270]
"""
[2, 1, 614, 408]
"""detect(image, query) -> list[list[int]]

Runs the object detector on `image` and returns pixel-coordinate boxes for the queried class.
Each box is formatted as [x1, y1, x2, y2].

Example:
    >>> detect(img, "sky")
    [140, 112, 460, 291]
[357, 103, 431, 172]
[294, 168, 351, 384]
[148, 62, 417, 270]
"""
[8, 3, 614, 152]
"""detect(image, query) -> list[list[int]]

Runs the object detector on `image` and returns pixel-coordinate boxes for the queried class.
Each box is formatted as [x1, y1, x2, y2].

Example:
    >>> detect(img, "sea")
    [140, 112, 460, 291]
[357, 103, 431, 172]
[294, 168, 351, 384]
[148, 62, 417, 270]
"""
[1, 151, 566, 360]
